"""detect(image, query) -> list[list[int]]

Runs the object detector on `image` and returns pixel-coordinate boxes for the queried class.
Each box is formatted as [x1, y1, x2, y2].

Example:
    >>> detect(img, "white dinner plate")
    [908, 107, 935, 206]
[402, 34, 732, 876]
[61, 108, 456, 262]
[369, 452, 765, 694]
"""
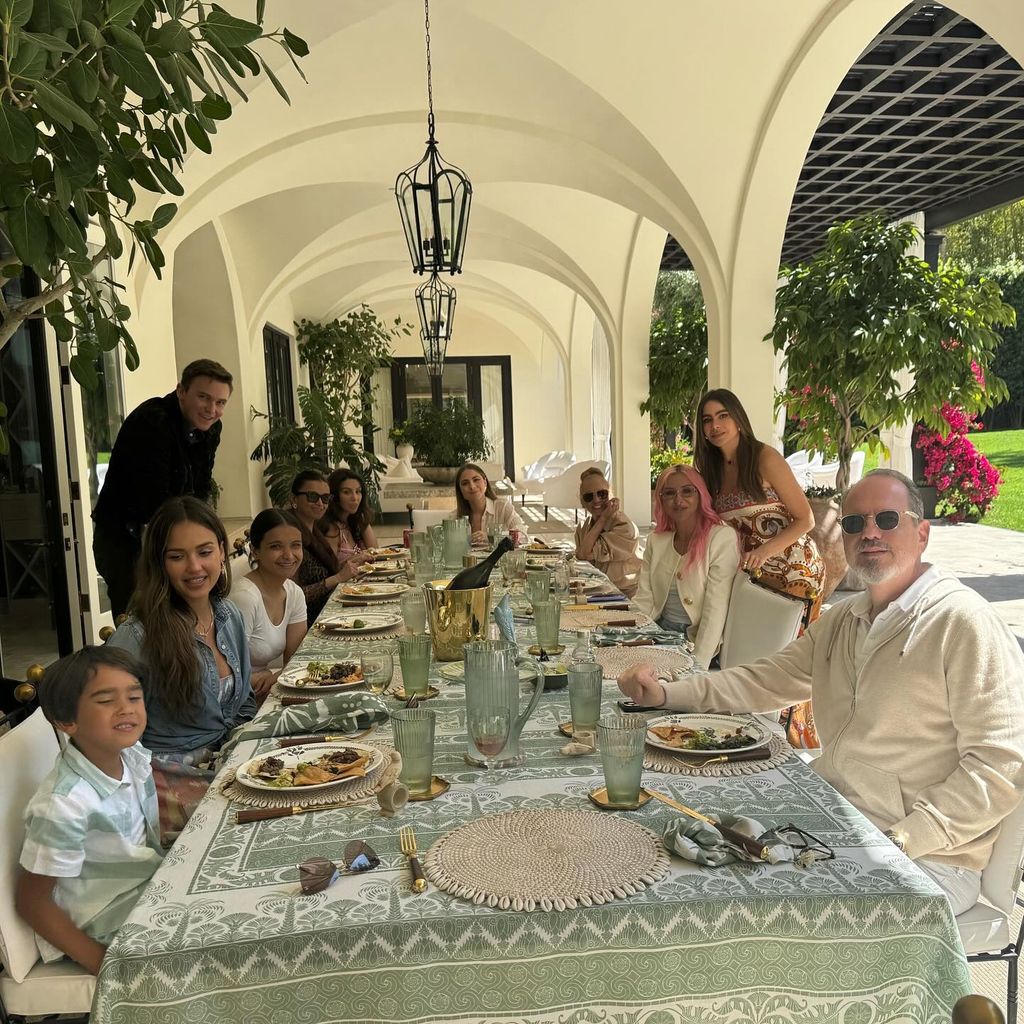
[358, 560, 404, 575]
[318, 610, 403, 634]
[644, 713, 772, 756]
[235, 742, 384, 793]
[276, 659, 365, 694]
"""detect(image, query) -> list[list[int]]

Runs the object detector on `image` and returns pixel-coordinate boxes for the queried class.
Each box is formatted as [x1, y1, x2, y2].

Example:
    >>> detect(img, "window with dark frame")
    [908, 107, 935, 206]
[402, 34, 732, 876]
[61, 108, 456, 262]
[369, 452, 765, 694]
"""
[263, 325, 295, 423]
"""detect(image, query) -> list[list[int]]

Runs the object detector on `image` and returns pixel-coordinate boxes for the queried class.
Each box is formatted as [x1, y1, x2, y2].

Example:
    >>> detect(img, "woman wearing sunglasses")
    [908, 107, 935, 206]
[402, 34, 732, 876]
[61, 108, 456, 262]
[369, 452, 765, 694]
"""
[574, 468, 642, 597]
[634, 464, 740, 668]
[290, 470, 359, 626]
[694, 388, 825, 742]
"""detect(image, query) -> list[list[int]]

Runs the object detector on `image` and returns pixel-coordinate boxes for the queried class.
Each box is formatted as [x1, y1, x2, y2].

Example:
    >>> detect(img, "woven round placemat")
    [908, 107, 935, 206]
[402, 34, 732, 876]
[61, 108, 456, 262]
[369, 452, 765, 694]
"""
[219, 745, 400, 808]
[643, 733, 792, 776]
[595, 645, 695, 679]
[423, 808, 669, 912]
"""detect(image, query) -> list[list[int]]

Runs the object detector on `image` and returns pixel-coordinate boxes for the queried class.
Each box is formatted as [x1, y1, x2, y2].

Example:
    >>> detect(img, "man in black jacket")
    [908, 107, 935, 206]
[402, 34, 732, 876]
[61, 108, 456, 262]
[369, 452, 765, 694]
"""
[93, 359, 233, 617]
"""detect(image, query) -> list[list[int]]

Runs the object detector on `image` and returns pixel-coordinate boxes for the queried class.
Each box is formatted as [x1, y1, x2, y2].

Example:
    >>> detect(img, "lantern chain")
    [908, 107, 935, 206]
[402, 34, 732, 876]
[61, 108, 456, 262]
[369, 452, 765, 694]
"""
[424, 0, 435, 139]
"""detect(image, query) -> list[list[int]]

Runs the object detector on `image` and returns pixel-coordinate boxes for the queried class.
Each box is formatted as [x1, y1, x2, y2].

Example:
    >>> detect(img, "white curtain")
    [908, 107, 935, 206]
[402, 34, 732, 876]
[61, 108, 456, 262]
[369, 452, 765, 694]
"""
[370, 367, 393, 455]
[480, 364, 505, 472]
[591, 322, 612, 472]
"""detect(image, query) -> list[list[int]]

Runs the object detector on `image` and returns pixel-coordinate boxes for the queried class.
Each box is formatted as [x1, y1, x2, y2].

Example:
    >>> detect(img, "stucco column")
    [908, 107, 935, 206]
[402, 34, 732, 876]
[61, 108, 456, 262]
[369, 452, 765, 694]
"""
[568, 297, 595, 461]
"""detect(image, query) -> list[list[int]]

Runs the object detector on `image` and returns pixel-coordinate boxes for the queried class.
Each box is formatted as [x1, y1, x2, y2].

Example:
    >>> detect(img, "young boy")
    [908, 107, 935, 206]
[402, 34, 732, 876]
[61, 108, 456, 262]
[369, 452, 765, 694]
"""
[16, 646, 164, 975]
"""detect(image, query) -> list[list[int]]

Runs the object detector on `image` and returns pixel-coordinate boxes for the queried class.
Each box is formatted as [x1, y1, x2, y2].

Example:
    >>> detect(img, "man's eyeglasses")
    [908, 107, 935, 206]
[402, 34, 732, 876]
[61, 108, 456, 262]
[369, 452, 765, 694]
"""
[776, 824, 834, 863]
[840, 510, 920, 535]
[582, 489, 609, 503]
[661, 486, 698, 501]
[298, 491, 331, 504]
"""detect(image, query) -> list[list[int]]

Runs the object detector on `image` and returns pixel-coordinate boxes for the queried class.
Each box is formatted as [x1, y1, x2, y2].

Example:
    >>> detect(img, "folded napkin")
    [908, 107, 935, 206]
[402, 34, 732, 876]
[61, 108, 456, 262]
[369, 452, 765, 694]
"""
[219, 691, 390, 763]
[593, 624, 691, 647]
[493, 594, 517, 645]
[664, 813, 800, 867]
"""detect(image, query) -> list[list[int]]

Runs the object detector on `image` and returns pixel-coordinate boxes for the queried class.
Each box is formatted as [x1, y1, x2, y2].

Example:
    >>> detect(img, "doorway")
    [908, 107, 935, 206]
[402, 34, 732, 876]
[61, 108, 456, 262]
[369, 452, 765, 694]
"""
[0, 274, 75, 677]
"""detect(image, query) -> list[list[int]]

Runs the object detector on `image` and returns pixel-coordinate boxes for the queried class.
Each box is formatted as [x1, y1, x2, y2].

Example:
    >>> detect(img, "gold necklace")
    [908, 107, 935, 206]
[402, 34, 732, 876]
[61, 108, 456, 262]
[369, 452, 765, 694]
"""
[194, 613, 214, 638]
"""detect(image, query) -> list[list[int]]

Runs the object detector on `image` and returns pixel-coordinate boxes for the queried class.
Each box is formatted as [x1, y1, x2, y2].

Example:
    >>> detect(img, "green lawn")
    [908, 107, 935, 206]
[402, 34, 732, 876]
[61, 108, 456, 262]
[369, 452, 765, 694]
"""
[973, 429, 1024, 532]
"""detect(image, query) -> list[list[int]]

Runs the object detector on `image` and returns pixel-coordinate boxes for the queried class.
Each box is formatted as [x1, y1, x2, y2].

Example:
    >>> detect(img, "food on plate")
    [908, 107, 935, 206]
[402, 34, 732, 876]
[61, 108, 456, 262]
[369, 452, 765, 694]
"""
[248, 748, 370, 787]
[296, 661, 363, 687]
[342, 583, 378, 595]
[647, 724, 757, 751]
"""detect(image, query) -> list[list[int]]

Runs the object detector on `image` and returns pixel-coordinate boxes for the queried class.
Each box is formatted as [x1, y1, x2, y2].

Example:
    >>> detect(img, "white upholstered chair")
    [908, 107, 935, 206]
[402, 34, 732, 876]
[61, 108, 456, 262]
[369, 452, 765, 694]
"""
[0, 708, 94, 1021]
[534, 460, 611, 522]
[959, 795, 1024, 1024]
[718, 572, 805, 669]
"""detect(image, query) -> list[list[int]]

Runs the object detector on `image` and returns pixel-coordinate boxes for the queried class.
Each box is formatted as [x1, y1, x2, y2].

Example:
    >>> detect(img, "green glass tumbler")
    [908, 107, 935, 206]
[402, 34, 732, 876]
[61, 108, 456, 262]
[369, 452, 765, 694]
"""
[533, 599, 561, 653]
[597, 715, 646, 809]
[391, 707, 435, 796]
[525, 568, 551, 609]
[567, 662, 603, 746]
[397, 633, 432, 696]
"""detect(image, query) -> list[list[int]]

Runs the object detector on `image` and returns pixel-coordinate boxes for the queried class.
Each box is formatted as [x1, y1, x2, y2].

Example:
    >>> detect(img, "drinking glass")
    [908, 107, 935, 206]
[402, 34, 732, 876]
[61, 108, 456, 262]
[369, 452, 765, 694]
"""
[533, 599, 561, 652]
[499, 549, 525, 585]
[397, 634, 433, 696]
[467, 703, 513, 768]
[525, 568, 551, 609]
[487, 524, 509, 548]
[400, 587, 427, 634]
[568, 662, 603, 746]
[597, 715, 646, 809]
[360, 652, 394, 695]
[410, 532, 431, 565]
[391, 707, 435, 795]
[428, 524, 445, 570]
[551, 560, 571, 605]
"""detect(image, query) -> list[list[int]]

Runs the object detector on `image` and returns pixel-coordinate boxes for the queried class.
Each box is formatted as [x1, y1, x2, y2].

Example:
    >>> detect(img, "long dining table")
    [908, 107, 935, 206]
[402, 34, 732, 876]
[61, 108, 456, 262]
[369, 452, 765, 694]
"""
[91, 558, 970, 1024]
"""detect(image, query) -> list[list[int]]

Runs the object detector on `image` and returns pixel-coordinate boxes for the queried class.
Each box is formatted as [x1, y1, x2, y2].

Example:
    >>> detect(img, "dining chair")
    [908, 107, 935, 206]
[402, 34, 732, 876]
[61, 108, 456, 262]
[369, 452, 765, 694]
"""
[411, 509, 450, 532]
[0, 708, 94, 1023]
[718, 572, 805, 669]
[957, 795, 1024, 1024]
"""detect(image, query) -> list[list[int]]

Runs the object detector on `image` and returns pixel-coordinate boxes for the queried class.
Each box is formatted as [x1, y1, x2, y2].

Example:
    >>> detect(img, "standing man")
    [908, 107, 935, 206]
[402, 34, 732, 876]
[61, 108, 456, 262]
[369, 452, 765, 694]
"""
[92, 359, 233, 618]
[619, 469, 1024, 914]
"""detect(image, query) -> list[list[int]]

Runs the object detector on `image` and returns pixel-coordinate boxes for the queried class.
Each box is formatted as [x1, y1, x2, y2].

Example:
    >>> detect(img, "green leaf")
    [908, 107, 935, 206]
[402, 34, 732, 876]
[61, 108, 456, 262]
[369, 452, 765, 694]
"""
[20, 29, 74, 52]
[9, 39, 46, 78]
[4, 197, 48, 267]
[0, 0, 34, 29]
[256, 54, 288, 104]
[106, 0, 145, 25]
[95, 317, 119, 352]
[106, 31, 162, 97]
[33, 80, 98, 131]
[105, 164, 134, 203]
[235, 45, 259, 75]
[47, 202, 87, 253]
[199, 10, 261, 48]
[151, 201, 177, 228]
[148, 159, 184, 195]
[52, 315, 73, 342]
[200, 92, 231, 119]
[184, 113, 210, 153]
[123, 331, 140, 370]
[69, 351, 100, 390]
[54, 126, 100, 188]
[79, 18, 103, 47]
[65, 60, 100, 103]
[150, 19, 190, 53]
[282, 28, 309, 57]
[0, 104, 37, 163]
[177, 51, 216, 97]
[256, 0, 265, 22]
[0, 263, 23, 280]
[98, 212, 123, 258]
[48, 0, 81, 29]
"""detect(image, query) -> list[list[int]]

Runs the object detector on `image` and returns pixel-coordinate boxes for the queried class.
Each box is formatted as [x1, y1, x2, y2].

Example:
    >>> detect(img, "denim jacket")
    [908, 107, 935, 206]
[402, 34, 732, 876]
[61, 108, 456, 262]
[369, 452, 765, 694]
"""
[108, 599, 256, 757]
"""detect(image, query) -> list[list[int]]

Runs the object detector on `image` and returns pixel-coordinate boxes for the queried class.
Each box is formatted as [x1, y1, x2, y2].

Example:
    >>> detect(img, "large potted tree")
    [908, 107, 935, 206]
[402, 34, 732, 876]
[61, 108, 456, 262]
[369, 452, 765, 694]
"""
[768, 214, 1014, 494]
[402, 400, 491, 484]
[250, 305, 412, 504]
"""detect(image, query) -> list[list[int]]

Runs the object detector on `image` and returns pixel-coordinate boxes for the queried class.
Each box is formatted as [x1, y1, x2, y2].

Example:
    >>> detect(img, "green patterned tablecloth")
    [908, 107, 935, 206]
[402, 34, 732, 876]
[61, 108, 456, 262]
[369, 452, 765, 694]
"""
[91, 581, 970, 1024]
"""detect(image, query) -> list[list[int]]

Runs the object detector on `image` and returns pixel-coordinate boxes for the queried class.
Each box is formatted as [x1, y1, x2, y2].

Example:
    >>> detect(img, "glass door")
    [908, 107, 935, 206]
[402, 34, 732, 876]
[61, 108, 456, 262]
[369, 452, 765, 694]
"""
[0, 274, 77, 676]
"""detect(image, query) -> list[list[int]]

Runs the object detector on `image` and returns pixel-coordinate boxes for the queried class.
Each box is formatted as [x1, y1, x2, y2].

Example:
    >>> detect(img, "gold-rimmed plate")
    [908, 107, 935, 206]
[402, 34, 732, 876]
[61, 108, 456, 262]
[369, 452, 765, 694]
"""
[235, 742, 384, 793]
[644, 713, 772, 756]
[317, 610, 403, 634]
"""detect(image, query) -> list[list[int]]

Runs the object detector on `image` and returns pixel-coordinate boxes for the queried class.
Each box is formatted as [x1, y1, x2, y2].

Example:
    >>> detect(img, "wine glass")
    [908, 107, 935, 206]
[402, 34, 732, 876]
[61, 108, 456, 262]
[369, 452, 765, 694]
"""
[360, 652, 394, 695]
[467, 704, 512, 768]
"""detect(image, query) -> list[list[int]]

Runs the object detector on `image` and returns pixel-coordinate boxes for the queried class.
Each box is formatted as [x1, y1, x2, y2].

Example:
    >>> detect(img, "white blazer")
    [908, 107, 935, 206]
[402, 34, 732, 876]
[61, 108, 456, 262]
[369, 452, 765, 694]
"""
[449, 497, 528, 542]
[634, 523, 741, 669]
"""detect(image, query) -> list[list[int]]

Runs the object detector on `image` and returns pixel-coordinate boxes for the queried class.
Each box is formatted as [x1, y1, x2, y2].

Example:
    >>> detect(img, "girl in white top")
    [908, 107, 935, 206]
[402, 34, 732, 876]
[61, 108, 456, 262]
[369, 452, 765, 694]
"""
[231, 509, 308, 700]
[635, 464, 740, 669]
[453, 462, 528, 545]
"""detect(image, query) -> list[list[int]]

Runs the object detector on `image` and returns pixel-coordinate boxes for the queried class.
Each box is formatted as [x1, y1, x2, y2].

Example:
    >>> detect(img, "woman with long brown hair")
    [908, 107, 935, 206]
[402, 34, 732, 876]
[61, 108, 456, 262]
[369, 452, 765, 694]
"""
[108, 496, 255, 763]
[452, 462, 527, 545]
[694, 388, 825, 745]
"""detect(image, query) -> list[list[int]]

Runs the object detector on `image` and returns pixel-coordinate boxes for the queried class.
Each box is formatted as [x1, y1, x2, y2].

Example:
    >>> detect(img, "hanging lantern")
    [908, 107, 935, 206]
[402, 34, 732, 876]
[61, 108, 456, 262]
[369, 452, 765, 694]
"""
[416, 272, 456, 377]
[395, 0, 472, 275]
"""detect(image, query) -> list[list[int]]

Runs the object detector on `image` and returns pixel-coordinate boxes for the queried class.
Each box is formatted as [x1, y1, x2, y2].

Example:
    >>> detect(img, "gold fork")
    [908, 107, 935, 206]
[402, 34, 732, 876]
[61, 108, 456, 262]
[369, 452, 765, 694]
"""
[398, 826, 427, 893]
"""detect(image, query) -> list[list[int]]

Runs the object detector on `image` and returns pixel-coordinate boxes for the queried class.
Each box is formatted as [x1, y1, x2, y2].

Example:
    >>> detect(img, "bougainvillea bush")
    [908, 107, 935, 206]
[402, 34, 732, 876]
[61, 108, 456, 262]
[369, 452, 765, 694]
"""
[915, 403, 1002, 523]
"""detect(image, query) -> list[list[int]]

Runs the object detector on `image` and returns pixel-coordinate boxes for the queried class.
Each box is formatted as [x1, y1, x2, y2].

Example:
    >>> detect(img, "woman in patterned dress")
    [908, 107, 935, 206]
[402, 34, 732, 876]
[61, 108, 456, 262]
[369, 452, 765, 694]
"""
[693, 389, 826, 747]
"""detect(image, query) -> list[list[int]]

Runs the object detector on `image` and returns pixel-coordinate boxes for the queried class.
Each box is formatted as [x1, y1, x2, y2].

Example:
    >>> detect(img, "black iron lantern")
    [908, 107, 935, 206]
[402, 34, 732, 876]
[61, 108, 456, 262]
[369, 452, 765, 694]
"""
[395, 0, 472, 275]
[415, 272, 456, 376]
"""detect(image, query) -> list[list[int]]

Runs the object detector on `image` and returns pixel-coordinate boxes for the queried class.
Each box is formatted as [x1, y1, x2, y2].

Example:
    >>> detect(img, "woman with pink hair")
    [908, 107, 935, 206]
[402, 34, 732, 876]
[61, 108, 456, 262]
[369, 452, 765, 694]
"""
[634, 464, 740, 668]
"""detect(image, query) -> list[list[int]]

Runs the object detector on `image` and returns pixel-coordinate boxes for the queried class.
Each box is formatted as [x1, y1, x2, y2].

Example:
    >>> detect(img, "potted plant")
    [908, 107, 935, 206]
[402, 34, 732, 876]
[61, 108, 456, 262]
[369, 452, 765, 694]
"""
[389, 423, 414, 462]
[402, 400, 491, 484]
[768, 213, 1013, 492]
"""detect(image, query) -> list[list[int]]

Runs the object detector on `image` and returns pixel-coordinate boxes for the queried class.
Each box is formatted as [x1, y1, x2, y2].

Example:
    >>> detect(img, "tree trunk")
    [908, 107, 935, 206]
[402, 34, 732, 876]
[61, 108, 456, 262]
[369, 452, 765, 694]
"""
[835, 415, 854, 493]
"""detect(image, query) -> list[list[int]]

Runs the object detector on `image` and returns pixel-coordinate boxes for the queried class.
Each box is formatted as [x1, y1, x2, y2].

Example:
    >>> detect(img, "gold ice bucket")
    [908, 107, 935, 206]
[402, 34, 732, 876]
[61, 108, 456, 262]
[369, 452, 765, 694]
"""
[423, 582, 492, 661]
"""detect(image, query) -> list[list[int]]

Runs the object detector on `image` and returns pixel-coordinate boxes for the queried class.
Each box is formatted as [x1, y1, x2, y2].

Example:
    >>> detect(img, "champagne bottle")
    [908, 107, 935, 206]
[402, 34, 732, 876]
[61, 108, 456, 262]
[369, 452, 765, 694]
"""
[446, 537, 514, 590]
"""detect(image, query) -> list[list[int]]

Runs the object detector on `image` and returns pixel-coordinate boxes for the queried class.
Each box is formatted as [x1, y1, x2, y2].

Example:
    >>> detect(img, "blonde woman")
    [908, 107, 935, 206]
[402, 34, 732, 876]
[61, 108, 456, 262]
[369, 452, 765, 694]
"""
[573, 468, 642, 597]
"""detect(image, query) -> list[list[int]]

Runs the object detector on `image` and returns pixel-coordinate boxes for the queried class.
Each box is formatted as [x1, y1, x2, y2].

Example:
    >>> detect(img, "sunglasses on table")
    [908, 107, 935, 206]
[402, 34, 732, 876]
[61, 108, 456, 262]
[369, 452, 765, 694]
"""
[298, 840, 380, 895]
[839, 510, 920, 535]
[582, 489, 609, 503]
[298, 491, 331, 504]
